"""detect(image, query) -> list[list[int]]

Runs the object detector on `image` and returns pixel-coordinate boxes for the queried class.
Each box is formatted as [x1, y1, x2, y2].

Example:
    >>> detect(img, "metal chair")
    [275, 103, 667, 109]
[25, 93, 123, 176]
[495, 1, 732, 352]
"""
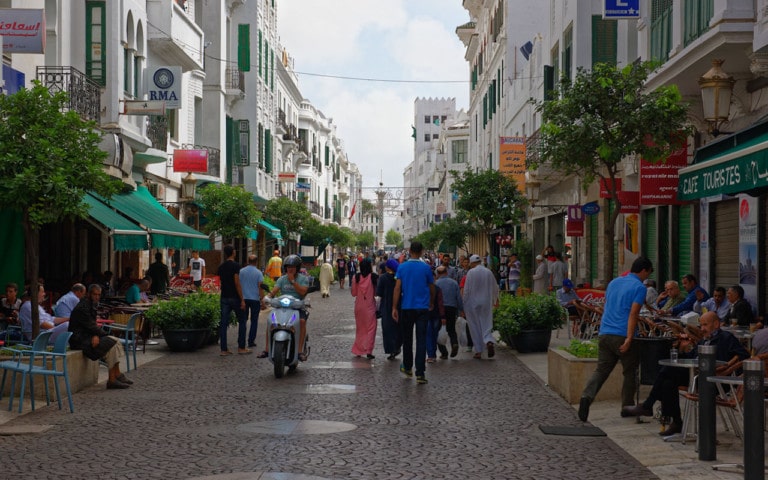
[29, 331, 74, 413]
[0, 331, 53, 413]
[104, 312, 141, 371]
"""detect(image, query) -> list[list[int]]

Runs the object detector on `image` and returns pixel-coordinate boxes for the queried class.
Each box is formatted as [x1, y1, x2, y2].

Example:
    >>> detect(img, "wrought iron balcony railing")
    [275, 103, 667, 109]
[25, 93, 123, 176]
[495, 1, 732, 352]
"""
[182, 143, 221, 177]
[225, 65, 245, 92]
[36, 66, 101, 123]
[147, 115, 168, 150]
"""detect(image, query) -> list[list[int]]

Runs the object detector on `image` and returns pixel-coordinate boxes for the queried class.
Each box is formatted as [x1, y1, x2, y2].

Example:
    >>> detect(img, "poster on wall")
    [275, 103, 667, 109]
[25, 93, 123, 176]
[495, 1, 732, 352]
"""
[738, 195, 758, 310]
[499, 136, 526, 194]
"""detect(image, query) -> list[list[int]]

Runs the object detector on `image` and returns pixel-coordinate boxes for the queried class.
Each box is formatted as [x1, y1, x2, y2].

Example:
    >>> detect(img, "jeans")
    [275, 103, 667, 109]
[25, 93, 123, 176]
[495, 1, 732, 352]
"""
[581, 334, 639, 406]
[444, 306, 458, 346]
[400, 309, 428, 376]
[244, 299, 261, 347]
[220, 297, 246, 351]
[425, 315, 445, 358]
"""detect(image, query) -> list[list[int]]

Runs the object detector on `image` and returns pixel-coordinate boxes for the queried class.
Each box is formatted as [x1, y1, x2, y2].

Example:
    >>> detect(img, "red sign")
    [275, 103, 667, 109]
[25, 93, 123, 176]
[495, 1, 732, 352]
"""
[640, 140, 688, 205]
[173, 149, 208, 173]
[599, 178, 622, 198]
[617, 191, 640, 214]
[566, 219, 584, 237]
[575, 288, 606, 305]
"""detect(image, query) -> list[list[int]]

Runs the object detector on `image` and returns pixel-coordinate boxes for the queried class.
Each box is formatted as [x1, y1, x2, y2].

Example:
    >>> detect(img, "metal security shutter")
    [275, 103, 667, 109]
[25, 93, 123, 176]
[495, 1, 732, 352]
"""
[642, 209, 657, 283]
[712, 199, 739, 286]
[676, 204, 693, 278]
[658, 207, 670, 282]
[589, 215, 598, 285]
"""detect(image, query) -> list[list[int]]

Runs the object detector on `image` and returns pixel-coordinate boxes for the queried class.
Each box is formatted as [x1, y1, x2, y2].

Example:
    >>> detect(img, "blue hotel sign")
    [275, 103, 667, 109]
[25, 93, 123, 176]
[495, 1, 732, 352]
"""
[604, 0, 639, 19]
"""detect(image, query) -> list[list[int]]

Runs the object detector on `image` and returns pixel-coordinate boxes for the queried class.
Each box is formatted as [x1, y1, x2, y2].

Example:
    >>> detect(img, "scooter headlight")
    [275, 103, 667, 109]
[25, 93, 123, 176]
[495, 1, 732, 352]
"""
[280, 297, 291, 307]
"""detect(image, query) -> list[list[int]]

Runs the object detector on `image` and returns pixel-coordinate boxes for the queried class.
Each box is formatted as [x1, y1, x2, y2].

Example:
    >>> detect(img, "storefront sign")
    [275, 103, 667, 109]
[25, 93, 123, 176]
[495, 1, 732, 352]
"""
[582, 202, 600, 216]
[566, 219, 584, 237]
[0, 9, 45, 53]
[599, 178, 621, 198]
[296, 182, 310, 192]
[640, 142, 688, 205]
[618, 191, 640, 214]
[678, 141, 768, 200]
[738, 195, 758, 308]
[603, 0, 639, 19]
[147, 66, 182, 109]
[567, 204, 584, 222]
[499, 136, 526, 194]
[278, 172, 296, 182]
[172, 149, 208, 173]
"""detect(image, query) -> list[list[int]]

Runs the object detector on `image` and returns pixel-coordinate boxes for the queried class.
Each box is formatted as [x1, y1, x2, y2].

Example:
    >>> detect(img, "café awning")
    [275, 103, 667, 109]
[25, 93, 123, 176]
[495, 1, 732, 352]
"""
[84, 194, 148, 251]
[678, 131, 768, 201]
[94, 186, 210, 250]
[258, 219, 282, 240]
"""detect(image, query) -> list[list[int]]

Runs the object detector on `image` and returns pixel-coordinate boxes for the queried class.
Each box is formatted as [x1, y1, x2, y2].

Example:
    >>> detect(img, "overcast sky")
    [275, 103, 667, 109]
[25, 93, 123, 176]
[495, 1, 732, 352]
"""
[277, 1, 470, 209]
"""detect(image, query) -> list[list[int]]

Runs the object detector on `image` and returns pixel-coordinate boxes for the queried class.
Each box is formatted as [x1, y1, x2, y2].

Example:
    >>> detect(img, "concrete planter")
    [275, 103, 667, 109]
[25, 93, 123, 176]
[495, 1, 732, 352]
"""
[0, 350, 98, 401]
[547, 347, 623, 404]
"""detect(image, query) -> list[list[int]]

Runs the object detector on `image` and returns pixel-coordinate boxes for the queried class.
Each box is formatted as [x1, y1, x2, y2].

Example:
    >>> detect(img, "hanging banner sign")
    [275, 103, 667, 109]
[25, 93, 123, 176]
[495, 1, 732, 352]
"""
[173, 149, 208, 173]
[618, 191, 640, 214]
[122, 100, 166, 115]
[499, 136, 526, 194]
[296, 182, 311, 192]
[582, 202, 601, 216]
[599, 178, 622, 198]
[567, 204, 584, 222]
[640, 140, 688, 205]
[0, 9, 45, 53]
[147, 66, 182, 109]
[566, 219, 584, 237]
[278, 172, 297, 182]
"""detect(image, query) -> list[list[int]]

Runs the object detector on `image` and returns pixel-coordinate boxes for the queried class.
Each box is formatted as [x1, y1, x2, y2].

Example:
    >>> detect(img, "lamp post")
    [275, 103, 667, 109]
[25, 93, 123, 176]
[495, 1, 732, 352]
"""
[699, 59, 734, 136]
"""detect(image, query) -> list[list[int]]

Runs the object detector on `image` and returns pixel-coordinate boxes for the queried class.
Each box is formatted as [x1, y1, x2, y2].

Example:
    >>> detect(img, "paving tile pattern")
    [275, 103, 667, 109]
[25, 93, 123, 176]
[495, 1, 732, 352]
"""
[0, 287, 658, 480]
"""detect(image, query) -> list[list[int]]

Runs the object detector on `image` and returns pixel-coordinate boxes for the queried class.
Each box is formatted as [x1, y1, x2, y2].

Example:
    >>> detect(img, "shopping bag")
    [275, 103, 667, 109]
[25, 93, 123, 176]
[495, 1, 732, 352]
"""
[437, 325, 449, 346]
[456, 316, 468, 347]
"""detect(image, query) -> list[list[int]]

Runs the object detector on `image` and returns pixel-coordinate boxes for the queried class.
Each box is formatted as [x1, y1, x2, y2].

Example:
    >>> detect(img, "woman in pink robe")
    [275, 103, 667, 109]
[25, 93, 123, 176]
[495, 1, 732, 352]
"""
[351, 258, 378, 358]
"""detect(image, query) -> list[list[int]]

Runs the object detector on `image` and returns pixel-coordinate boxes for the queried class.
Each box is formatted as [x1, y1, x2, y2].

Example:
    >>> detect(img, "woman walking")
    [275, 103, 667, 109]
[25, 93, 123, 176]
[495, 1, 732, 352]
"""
[376, 259, 401, 360]
[351, 258, 378, 359]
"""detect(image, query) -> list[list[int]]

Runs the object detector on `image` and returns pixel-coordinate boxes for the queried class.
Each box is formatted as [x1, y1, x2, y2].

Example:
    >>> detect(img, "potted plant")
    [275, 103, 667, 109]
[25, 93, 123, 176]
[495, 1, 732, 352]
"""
[493, 293, 566, 353]
[144, 293, 220, 352]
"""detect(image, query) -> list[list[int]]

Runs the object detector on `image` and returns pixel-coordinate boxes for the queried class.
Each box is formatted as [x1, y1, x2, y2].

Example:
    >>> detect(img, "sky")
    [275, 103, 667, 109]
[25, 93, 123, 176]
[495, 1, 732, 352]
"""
[277, 0, 470, 209]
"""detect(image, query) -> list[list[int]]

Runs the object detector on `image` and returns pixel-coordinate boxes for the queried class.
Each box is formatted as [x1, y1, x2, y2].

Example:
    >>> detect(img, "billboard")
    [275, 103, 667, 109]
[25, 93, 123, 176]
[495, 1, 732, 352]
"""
[499, 136, 526, 193]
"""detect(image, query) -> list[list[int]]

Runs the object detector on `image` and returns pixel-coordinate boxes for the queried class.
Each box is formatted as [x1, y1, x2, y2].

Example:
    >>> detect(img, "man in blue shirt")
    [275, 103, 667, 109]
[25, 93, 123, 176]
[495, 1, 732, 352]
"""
[392, 241, 435, 384]
[239, 255, 265, 350]
[670, 274, 708, 317]
[579, 256, 653, 422]
[53, 283, 86, 317]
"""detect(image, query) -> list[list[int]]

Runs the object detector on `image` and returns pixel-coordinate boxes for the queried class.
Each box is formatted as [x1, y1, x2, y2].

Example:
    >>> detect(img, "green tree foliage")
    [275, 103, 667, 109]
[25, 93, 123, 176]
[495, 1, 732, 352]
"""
[356, 230, 376, 250]
[263, 196, 312, 239]
[384, 229, 403, 248]
[450, 168, 527, 253]
[197, 183, 260, 239]
[0, 82, 122, 338]
[411, 229, 441, 252]
[534, 61, 690, 281]
[434, 214, 475, 252]
[330, 225, 356, 250]
[299, 217, 329, 245]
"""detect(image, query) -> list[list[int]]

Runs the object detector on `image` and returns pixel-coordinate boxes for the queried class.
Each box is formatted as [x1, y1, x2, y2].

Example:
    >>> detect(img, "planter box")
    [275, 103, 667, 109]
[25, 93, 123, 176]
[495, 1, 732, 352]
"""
[547, 347, 623, 404]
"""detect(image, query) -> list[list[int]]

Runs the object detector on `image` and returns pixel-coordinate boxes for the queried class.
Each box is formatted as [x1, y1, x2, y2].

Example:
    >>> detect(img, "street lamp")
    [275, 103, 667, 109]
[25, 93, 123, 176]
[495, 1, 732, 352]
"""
[525, 177, 541, 207]
[180, 172, 197, 201]
[699, 59, 734, 136]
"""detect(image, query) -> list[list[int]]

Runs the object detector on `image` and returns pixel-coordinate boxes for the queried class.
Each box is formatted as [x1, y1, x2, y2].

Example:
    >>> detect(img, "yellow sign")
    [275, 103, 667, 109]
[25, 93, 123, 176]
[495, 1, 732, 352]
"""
[499, 136, 526, 193]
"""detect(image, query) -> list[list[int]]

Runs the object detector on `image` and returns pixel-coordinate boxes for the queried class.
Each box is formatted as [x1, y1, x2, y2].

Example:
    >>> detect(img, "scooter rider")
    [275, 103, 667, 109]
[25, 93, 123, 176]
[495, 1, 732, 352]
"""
[261, 254, 310, 360]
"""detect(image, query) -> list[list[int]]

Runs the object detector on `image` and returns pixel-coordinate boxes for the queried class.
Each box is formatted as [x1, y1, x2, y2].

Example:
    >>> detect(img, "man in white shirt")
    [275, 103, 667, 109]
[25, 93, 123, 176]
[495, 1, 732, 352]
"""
[20, 285, 70, 343]
[185, 250, 206, 289]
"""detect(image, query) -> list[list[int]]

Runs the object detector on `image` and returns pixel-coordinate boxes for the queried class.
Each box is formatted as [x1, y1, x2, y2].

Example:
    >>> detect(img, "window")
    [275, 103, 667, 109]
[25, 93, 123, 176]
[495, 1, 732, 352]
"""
[424, 134, 430, 142]
[432, 115, 440, 125]
[683, 0, 713, 46]
[651, 0, 673, 62]
[168, 109, 178, 142]
[452, 139, 467, 164]
[432, 134, 439, 140]
[441, 115, 447, 124]
[424, 115, 430, 124]
[563, 26, 573, 81]
[592, 16, 617, 66]
[86, 1, 106, 86]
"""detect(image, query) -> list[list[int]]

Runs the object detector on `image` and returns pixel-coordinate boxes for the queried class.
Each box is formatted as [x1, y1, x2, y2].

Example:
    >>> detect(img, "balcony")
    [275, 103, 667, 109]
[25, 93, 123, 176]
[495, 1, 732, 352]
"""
[182, 144, 221, 178]
[36, 66, 101, 123]
[225, 65, 245, 95]
[146, 0, 204, 71]
[278, 109, 288, 134]
[309, 200, 322, 216]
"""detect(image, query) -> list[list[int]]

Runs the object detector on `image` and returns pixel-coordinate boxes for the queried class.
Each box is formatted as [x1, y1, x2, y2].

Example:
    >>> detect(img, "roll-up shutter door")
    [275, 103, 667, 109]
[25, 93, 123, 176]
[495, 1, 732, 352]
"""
[712, 199, 739, 287]
[676, 204, 693, 278]
[642, 209, 657, 283]
[589, 214, 598, 285]
[658, 207, 669, 283]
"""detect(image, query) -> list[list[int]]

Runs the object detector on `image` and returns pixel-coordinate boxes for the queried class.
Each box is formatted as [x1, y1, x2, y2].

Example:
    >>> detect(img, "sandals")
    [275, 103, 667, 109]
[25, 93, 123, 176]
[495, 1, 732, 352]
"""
[256, 350, 269, 358]
[298, 353, 307, 362]
[487, 342, 495, 358]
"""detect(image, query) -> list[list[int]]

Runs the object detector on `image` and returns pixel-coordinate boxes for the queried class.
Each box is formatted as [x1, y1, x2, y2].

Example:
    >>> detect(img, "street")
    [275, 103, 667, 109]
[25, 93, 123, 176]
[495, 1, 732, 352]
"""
[0, 288, 655, 480]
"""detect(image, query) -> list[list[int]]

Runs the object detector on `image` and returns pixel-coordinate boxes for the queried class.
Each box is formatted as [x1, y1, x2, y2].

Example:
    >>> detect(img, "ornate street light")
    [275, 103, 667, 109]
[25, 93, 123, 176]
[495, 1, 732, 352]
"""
[181, 172, 197, 201]
[699, 59, 735, 136]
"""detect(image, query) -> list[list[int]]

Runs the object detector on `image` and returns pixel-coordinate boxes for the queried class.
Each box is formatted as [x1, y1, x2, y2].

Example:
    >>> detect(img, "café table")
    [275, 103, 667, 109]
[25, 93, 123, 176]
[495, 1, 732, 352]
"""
[657, 358, 727, 444]
[128, 304, 158, 344]
[720, 326, 754, 353]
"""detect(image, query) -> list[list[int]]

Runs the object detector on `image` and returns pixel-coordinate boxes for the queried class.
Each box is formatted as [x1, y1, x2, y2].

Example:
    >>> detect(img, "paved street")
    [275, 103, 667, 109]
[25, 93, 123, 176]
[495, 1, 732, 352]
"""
[0, 288, 657, 480]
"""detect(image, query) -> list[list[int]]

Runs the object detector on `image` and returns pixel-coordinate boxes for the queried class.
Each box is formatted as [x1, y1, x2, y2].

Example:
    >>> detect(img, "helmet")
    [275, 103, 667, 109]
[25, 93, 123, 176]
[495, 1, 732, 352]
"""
[283, 254, 302, 271]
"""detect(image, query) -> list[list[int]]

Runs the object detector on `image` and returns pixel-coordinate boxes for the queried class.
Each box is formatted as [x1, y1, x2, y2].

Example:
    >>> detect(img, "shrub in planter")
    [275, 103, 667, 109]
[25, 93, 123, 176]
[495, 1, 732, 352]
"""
[562, 339, 599, 358]
[493, 293, 566, 352]
[144, 293, 221, 351]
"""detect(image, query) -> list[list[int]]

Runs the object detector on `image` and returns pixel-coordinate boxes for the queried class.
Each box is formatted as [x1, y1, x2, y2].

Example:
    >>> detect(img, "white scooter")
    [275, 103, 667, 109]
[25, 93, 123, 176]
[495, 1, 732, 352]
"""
[265, 294, 310, 378]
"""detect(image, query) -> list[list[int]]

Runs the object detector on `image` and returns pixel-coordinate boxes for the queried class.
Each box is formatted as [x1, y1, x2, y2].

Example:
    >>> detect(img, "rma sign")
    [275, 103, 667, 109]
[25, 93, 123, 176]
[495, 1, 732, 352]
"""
[146, 66, 182, 109]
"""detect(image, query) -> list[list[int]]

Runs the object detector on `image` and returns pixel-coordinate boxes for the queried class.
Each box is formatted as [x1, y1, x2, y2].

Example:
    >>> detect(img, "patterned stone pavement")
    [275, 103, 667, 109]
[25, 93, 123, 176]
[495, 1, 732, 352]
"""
[0, 286, 658, 480]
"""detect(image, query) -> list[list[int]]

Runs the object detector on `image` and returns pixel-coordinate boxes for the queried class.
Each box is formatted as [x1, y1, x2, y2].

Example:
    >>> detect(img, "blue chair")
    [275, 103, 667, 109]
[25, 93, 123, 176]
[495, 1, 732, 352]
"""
[31, 331, 74, 413]
[0, 331, 52, 413]
[104, 312, 140, 372]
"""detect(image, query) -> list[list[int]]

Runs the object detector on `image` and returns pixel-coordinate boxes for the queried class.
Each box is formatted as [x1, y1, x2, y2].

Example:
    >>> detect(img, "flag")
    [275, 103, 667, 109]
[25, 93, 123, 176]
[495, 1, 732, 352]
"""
[349, 201, 356, 220]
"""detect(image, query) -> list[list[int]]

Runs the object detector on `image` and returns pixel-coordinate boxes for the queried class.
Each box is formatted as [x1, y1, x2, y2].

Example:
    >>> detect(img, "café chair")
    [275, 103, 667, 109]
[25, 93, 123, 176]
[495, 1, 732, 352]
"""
[28, 331, 74, 413]
[103, 312, 141, 372]
[0, 331, 53, 413]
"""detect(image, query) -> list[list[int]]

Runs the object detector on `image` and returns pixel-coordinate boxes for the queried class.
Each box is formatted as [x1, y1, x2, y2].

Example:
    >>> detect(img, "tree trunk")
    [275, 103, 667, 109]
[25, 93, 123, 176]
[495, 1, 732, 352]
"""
[601, 196, 622, 286]
[22, 213, 40, 339]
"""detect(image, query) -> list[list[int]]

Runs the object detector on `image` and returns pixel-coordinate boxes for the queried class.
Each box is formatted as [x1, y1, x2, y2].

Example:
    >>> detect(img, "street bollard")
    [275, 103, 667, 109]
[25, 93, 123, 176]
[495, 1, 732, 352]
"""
[742, 359, 764, 480]
[697, 344, 716, 461]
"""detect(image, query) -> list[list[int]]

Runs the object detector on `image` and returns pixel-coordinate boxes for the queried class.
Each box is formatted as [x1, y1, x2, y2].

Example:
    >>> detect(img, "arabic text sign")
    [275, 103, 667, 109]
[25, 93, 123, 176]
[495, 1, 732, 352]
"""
[499, 136, 526, 193]
[0, 9, 45, 54]
[173, 149, 209, 173]
[678, 147, 768, 200]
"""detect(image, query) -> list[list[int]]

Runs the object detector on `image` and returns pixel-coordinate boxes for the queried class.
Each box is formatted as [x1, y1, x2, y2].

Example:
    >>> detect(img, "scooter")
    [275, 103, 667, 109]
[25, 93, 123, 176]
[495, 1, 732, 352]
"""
[265, 294, 310, 378]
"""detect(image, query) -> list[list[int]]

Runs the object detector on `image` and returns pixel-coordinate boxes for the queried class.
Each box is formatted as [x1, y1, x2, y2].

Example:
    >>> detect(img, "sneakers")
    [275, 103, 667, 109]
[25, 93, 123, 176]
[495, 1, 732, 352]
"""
[578, 397, 591, 422]
[416, 375, 428, 384]
[399, 364, 413, 377]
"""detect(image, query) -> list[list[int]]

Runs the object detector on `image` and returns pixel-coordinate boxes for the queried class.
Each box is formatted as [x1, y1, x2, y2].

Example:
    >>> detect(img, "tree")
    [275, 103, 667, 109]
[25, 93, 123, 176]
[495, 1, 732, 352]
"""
[197, 183, 260, 239]
[411, 228, 441, 252]
[384, 229, 403, 248]
[356, 231, 376, 250]
[263, 196, 312, 239]
[533, 61, 690, 282]
[0, 82, 122, 338]
[450, 168, 527, 254]
[434, 214, 475, 252]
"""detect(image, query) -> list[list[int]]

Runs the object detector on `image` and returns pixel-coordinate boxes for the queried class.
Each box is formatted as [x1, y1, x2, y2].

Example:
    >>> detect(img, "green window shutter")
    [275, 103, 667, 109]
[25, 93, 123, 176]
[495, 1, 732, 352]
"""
[265, 129, 272, 173]
[676, 205, 692, 279]
[642, 209, 658, 283]
[683, 0, 713, 46]
[234, 120, 250, 167]
[543, 65, 554, 101]
[265, 40, 269, 82]
[651, 0, 673, 62]
[258, 30, 263, 77]
[85, 2, 107, 86]
[482, 94, 487, 127]
[225, 116, 234, 184]
[497, 69, 501, 105]
[270, 49, 275, 90]
[591, 16, 617, 66]
[238, 24, 250, 72]
[257, 123, 264, 168]
[325, 145, 330, 166]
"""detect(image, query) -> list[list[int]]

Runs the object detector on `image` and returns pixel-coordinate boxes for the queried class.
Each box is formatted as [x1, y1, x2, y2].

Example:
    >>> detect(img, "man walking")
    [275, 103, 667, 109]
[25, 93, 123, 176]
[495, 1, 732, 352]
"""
[265, 250, 283, 282]
[435, 266, 463, 358]
[239, 255, 264, 349]
[392, 241, 435, 384]
[578, 256, 653, 422]
[217, 244, 248, 356]
[462, 254, 500, 359]
[184, 250, 206, 289]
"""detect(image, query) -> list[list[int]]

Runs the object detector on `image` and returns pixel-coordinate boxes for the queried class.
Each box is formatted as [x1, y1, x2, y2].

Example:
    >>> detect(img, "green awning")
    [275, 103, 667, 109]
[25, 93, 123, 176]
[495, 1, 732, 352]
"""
[678, 132, 768, 201]
[258, 219, 282, 240]
[95, 186, 211, 250]
[84, 194, 148, 251]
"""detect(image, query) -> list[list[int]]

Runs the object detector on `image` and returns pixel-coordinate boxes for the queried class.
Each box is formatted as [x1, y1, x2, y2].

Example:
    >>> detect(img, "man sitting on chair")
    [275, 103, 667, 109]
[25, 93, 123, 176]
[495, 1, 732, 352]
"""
[69, 284, 133, 389]
[19, 285, 70, 344]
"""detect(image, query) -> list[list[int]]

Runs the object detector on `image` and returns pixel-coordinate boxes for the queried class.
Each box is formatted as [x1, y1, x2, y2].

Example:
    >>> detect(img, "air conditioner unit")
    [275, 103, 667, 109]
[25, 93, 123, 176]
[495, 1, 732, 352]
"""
[148, 182, 165, 200]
